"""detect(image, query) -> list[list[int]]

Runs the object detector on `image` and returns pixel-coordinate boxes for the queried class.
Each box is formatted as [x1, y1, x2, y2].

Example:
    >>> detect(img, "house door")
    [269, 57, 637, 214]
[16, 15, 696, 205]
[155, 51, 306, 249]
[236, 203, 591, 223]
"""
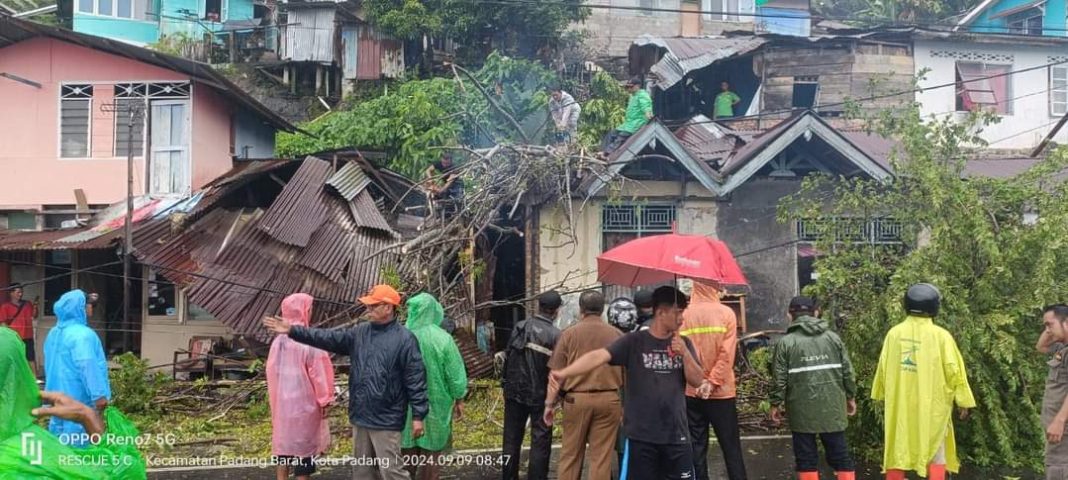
[149, 100, 191, 196]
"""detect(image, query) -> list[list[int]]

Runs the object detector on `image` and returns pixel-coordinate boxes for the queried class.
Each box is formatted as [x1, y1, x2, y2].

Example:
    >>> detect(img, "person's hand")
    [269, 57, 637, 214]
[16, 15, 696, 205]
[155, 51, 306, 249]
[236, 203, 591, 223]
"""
[453, 401, 465, 421]
[1050, 418, 1066, 443]
[847, 399, 857, 417]
[542, 405, 555, 427]
[262, 315, 292, 335]
[696, 380, 713, 399]
[670, 334, 686, 358]
[959, 408, 971, 421]
[770, 406, 784, 426]
[94, 397, 108, 411]
[34, 391, 104, 436]
[412, 420, 425, 439]
[549, 369, 567, 386]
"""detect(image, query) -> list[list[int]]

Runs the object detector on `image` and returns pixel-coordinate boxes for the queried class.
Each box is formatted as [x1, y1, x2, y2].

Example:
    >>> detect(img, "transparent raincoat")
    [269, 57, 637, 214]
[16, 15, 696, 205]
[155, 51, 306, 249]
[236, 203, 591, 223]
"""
[266, 294, 335, 457]
[43, 290, 111, 445]
[0, 327, 146, 479]
[401, 294, 467, 451]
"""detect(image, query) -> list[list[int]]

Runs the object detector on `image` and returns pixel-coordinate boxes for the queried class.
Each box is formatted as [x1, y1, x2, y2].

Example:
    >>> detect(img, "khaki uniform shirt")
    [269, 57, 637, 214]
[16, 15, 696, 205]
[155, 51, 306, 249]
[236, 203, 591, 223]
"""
[1045, 343, 1068, 467]
[548, 316, 623, 393]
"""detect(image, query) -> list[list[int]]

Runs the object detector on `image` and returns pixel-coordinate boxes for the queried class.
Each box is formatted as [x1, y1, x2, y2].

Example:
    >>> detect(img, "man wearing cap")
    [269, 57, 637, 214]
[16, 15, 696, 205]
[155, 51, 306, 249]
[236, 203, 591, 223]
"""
[1, 283, 37, 376]
[872, 283, 975, 480]
[771, 297, 857, 480]
[264, 284, 429, 480]
[500, 290, 562, 480]
[601, 77, 653, 155]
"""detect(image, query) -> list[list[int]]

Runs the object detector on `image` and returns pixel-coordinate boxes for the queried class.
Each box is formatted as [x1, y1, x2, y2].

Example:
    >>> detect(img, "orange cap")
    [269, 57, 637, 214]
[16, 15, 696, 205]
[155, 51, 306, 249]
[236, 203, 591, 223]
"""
[358, 284, 401, 306]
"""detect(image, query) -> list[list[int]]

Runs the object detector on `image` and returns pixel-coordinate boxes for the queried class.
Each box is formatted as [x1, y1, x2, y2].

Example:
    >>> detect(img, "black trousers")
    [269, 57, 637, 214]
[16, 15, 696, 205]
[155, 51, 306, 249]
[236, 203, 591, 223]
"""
[501, 399, 551, 480]
[687, 397, 748, 480]
[625, 439, 694, 480]
[792, 431, 855, 472]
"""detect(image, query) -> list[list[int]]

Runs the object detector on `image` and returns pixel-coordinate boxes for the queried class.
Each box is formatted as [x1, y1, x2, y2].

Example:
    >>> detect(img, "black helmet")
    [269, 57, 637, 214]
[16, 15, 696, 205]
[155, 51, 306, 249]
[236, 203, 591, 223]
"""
[904, 283, 941, 317]
[607, 297, 639, 332]
[633, 289, 654, 310]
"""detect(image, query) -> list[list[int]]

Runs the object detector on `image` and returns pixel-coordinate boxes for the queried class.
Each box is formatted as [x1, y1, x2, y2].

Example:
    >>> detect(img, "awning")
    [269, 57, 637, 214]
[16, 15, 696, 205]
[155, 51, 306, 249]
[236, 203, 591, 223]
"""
[990, 0, 1045, 19]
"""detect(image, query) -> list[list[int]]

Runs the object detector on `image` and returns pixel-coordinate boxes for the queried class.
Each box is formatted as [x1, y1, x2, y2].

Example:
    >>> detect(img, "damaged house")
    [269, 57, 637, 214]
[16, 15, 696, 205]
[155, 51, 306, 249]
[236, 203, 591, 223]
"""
[0, 155, 426, 373]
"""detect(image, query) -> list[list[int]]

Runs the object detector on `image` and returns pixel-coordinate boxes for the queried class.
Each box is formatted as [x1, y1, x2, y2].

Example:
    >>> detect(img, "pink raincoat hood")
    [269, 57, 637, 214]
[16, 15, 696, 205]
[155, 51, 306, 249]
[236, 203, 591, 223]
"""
[266, 293, 335, 457]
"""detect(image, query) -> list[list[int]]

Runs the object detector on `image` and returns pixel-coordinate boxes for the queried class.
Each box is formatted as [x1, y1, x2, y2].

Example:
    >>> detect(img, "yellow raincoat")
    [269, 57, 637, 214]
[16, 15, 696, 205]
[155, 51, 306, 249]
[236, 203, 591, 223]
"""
[871, 315, 976, 476]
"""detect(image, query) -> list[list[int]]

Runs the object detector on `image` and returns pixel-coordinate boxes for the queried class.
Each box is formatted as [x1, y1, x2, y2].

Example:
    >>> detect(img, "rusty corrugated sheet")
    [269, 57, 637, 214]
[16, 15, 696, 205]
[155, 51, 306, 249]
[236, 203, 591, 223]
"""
[630, 35, 767, 90]
[349, 190, 397, 236]
[327, 161, 371, 201]
[354, 23, 404, 80]
[133, 157, 411, 342]
[257, 158, 331, 247]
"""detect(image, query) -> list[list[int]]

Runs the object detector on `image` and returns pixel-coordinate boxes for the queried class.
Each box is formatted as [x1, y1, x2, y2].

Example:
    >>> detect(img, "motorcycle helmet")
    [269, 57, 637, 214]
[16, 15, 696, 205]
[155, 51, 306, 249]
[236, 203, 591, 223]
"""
[904, 283, 941, 317]
[607, 297, 639, 332]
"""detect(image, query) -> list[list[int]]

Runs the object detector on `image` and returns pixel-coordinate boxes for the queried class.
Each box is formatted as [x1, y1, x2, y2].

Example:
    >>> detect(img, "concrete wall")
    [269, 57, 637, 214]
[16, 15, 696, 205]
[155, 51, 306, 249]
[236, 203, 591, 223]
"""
[576, 0, 755, 58]
[537, 181, 721, 327]
[716, 178, 802, 331]
[141, 315, 232, 370]
[914, 39, 1068, 149]
[0, 38, 247, 208]
[72, 14, 159, 45]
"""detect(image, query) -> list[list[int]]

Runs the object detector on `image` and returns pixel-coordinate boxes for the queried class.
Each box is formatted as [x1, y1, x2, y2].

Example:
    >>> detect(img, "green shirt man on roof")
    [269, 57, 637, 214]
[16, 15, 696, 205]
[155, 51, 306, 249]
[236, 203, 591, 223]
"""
[602, 77, 654, 155]
[714, 81, 742, 120]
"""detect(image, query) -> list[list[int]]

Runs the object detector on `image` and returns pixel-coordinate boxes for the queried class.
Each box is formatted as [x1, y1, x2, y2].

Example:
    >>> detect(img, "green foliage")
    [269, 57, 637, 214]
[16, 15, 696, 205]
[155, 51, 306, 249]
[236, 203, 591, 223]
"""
[110, 353, 172, 418]
[578, 72, 628, 150]
[277, 52, 556, 178]
[148, 33, 197, 57]
[364, 0, 589, 57]
[779, 100, 1068, 470]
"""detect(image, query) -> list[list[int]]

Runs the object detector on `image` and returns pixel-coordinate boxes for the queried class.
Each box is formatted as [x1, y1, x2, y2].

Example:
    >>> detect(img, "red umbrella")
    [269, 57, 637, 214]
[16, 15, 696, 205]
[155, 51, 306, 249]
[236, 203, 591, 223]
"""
[597, 233, 748, 288]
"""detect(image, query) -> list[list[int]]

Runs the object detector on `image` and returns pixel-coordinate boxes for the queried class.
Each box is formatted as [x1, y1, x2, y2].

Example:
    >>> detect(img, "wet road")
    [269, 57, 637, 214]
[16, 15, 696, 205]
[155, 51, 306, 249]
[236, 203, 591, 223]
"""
[148, 437, 892, 479]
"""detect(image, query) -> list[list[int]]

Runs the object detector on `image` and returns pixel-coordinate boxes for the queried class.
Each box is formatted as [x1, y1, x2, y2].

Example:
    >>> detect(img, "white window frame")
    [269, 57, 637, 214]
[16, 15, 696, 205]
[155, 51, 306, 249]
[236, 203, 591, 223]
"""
[702, 0, 755, 22]
[78, 0, 136, 19]
[1007, 10, 1043, 36]
[1052, 64, 1068, 117]
[59, 83, 94, 159]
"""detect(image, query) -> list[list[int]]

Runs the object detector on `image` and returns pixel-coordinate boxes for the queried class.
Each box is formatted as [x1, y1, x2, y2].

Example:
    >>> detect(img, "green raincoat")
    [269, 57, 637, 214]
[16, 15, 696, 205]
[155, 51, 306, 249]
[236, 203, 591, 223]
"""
[0, 327, 146, 479]
[770, 315, 856, 433]
[872, 315, 976, 476]
[401, 294, 468, 451]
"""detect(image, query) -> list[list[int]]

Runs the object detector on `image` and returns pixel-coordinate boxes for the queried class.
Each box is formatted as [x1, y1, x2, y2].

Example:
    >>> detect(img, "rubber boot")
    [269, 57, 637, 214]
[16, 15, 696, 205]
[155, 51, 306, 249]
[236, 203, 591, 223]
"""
[886, 470, 906, 480]
[798, 472, 820, 480]
[836, 472, 856, 480]
[928, 464, 947, 480]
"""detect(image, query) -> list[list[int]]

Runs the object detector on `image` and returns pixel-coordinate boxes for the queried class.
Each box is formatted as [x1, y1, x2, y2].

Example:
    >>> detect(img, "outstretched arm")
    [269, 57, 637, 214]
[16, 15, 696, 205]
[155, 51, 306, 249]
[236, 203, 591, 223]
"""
[553, 349, 611, 382]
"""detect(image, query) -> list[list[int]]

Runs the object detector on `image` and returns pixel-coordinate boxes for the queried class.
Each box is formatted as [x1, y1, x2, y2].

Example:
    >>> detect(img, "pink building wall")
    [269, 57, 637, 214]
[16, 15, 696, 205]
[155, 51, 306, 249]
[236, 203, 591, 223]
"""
[0, 37, 237, 208]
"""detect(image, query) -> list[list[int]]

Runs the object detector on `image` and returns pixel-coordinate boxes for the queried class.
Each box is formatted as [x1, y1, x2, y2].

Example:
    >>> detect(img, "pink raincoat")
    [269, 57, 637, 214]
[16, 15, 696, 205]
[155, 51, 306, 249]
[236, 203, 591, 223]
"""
[266, 294, 335, 457]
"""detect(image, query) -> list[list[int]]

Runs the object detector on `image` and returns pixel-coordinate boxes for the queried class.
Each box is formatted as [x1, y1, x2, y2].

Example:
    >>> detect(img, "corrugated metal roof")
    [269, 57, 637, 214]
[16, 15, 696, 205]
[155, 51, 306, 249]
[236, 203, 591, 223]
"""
[327, 161, 372, 201]
[673, 116, 740, 163]
[257, 158, 331, 247]
[130, 156, 414, 342]
[349, 190, 397, 236]
[631, 35, 767, 90]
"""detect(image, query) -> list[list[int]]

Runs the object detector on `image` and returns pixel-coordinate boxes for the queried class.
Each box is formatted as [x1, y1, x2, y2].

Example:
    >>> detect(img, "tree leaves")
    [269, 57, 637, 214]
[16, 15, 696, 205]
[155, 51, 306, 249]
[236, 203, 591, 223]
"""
[780, 102, 1068, 471]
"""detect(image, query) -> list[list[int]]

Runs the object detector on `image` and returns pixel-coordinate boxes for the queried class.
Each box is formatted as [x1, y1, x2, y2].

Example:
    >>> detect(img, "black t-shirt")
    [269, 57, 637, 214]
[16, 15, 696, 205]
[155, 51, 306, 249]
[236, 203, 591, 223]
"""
[607, 330, 698, 445]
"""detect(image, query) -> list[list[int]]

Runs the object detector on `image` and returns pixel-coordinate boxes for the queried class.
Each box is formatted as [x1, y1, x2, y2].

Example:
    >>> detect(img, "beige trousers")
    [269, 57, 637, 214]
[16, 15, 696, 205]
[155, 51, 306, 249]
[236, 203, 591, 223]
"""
[352, 426, 410, 480]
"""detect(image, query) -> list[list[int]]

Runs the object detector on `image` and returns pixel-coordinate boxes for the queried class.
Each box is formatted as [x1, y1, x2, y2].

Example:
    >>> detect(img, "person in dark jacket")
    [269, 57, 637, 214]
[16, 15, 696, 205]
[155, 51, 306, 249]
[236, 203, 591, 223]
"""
[634, 289, 654, 330]
[264, 284, 429, 480]
[501, 290, 562, 480]
[770, 296, 858, 480]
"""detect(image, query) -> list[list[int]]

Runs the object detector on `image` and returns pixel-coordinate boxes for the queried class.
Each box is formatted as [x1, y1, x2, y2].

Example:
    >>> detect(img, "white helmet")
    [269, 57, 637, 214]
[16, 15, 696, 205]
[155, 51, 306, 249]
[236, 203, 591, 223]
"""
[607, 297, 639, 332]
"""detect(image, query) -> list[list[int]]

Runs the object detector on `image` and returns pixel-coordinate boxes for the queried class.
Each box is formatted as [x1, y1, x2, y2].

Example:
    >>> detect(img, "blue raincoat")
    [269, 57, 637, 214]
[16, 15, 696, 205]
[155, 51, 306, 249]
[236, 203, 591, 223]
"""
[43, 290, 111, 445]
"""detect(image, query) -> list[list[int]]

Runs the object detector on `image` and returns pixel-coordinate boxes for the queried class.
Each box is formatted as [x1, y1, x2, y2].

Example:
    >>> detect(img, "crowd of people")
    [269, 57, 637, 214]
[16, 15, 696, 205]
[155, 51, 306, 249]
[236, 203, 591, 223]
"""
[3, 278, 1068, 480]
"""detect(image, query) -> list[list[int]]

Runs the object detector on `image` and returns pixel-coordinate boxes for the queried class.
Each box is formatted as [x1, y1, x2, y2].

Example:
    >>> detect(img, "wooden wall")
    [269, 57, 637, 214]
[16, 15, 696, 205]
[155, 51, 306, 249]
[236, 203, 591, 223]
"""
[757, 40, 915, 115]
